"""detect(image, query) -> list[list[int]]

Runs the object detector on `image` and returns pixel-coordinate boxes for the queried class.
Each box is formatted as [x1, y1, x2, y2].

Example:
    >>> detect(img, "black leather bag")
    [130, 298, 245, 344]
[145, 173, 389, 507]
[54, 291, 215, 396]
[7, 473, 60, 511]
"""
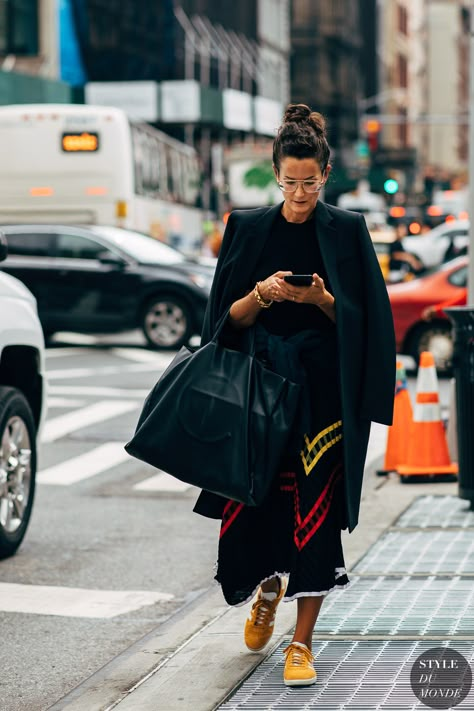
[125, 311, 301, 506]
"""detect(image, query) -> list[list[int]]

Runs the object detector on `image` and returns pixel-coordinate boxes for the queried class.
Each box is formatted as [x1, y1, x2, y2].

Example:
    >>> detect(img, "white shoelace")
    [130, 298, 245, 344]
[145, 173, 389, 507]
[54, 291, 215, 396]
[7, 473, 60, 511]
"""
[251, 598, 275, 626]
[285, 642, 314, 665]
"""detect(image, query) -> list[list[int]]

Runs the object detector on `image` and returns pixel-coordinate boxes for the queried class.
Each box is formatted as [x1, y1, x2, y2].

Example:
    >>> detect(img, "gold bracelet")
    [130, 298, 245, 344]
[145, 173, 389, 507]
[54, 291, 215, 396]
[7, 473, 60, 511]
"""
[254, 281, 273, 308]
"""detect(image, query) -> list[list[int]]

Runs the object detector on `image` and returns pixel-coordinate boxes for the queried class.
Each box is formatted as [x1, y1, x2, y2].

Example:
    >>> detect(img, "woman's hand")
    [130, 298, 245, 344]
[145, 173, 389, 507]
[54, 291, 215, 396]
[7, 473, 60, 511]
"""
[258, 271, 293, 303]
[276, 272, 332, 307]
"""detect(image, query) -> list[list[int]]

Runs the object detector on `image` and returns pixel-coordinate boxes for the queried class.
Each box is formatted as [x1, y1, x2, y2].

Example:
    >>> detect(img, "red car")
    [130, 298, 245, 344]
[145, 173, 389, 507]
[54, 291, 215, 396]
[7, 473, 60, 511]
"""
[387, 256, 468, 372]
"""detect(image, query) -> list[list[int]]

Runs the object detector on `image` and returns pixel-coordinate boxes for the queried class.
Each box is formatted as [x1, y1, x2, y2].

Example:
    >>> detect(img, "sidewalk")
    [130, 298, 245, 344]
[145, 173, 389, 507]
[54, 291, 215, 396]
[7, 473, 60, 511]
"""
[49, 433, 474, 711]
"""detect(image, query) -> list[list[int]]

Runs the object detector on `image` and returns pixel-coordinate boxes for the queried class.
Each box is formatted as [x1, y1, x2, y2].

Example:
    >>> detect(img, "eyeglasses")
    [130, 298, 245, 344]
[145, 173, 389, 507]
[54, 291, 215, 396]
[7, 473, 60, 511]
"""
[277, 177, 326, 194]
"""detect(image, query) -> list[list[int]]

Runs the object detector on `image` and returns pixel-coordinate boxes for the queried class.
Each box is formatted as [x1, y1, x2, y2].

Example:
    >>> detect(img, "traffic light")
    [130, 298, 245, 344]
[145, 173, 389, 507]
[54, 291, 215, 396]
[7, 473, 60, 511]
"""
[384, 178, 399, 195]
[365, 119, 381, 153]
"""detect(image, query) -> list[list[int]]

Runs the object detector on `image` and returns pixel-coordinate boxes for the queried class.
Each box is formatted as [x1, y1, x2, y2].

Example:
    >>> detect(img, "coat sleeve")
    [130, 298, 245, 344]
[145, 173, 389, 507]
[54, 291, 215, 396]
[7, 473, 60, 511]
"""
[357, 214, 396, 425]
[200, 211, 237, 345]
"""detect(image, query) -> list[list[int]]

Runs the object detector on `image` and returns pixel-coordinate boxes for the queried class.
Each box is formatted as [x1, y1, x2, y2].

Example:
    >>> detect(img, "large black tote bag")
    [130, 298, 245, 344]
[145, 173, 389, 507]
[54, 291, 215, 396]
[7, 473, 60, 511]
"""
[125, 312, 301, 506]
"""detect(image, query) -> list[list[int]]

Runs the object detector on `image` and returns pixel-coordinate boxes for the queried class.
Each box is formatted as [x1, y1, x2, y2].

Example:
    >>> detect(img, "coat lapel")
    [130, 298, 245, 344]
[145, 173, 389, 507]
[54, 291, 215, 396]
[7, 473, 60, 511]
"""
[240, 202, 283, 286]
[315, 200, 340, 298]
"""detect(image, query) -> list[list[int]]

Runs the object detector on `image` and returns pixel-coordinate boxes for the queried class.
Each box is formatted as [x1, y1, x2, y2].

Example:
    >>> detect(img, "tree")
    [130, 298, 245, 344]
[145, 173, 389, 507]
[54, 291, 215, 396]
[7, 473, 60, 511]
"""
[243, 160, 277, 203]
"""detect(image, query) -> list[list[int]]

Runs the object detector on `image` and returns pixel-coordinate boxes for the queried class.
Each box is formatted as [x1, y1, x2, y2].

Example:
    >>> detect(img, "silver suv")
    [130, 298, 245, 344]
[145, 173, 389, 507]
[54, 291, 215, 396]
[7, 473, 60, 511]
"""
[0, 232, 46, 557]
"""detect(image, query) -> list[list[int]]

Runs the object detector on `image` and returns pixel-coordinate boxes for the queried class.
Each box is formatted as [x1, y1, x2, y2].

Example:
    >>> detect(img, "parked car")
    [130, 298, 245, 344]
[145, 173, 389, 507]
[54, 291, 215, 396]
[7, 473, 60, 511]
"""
[0, 224, 215, 350]
[0, 232, 46, 558]
[387, 256, 468, 372]
[402, 220, 469, 270]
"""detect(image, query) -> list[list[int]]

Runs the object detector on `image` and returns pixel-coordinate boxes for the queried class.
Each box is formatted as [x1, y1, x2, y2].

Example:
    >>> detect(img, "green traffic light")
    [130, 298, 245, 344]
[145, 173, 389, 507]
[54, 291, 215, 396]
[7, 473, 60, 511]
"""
[384, 179, 399, 194]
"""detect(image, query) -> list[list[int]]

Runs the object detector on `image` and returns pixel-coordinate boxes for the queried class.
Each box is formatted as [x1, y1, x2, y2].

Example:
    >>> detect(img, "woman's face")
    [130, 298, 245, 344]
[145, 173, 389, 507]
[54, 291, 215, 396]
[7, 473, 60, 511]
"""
[274, 157, 328, 219]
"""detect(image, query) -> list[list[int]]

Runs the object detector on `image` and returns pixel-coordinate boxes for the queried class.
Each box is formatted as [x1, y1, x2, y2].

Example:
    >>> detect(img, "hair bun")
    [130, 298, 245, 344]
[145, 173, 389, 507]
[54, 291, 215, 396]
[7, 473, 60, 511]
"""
[309, 111, 326, 136]
[283, 104, 312, 124]
[283, 104, 326, 136]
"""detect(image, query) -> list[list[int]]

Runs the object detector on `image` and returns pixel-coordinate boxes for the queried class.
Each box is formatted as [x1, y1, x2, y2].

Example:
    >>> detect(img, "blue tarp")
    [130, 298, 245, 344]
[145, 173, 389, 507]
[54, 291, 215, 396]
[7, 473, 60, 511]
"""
[58, 0, 87, 86]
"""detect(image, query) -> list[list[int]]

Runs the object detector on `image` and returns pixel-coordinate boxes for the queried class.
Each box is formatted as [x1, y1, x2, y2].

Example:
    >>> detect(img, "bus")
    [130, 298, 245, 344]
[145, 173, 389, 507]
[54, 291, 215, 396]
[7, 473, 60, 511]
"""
[0, 104, 203, 253]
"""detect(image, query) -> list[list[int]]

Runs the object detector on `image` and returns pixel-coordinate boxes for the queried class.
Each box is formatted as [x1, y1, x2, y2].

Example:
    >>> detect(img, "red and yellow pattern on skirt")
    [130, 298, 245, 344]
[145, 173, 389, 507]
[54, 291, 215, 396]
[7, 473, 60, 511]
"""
[214, 419, 350, 606]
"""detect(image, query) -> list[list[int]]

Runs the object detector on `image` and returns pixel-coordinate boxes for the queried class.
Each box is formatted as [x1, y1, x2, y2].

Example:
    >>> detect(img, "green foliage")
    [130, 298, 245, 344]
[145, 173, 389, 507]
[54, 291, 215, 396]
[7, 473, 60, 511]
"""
[243, 161, 275, 189]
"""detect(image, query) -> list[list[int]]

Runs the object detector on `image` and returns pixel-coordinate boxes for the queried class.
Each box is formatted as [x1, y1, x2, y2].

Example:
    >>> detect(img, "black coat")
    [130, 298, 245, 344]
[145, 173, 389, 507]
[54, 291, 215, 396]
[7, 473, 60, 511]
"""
[193, 200, 396, 532]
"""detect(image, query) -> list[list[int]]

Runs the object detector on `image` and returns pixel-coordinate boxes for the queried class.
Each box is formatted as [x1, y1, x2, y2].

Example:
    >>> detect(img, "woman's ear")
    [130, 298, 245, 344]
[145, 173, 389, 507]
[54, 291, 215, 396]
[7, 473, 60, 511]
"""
[272, 163, 279, 181]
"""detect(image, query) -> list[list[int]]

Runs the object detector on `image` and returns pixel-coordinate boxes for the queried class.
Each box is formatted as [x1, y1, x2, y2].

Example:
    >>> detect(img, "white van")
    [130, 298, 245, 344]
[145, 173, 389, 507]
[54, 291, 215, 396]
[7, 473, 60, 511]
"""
[0, 232, 46, 558]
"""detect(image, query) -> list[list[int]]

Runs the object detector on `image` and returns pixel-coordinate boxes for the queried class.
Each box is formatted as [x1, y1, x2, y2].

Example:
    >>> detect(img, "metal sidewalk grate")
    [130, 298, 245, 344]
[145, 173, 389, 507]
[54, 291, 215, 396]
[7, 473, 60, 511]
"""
[314, 576, 474, 636]
[394, 495, 474, 529]
[353, 529, 474, 575]
[218, 496, 474, 709]
[219, 640, 474, 710]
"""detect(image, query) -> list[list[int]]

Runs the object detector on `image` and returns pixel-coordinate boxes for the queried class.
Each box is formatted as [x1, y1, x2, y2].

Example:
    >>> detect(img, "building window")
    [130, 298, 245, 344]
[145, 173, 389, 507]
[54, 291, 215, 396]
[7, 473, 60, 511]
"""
[0, 0, 38, 55]
[398, 53, 408, 88]
[398, 108, 408, 146]
[397, 4, 408, 35]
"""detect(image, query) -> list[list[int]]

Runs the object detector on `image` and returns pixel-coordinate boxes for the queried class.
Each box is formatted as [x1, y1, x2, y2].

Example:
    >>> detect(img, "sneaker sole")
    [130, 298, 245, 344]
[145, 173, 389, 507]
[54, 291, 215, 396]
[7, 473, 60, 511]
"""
[284, 674, 317, 687]
[245, 642, 270, 652]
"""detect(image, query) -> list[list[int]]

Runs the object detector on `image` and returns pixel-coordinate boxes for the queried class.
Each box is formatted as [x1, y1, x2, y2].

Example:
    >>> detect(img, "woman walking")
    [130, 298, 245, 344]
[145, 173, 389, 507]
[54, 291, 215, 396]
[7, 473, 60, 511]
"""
[194, 104, 396, 686]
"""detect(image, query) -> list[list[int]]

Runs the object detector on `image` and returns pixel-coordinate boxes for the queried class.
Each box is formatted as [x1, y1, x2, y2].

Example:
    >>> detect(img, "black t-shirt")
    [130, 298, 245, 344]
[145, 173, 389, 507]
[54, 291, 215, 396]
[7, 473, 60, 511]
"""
[250, 209, 335, 336]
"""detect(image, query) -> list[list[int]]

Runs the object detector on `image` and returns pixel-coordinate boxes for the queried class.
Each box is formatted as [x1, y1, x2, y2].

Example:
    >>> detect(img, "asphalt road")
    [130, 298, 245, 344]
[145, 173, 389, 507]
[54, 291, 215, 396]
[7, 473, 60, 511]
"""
[0, 333, 453, 711]
[0, 330, 218, 711]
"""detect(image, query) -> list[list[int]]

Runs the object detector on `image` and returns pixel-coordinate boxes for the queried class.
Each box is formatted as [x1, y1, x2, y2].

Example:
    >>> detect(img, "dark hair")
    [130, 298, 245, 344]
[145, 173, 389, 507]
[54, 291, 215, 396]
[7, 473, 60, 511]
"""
[273, 104, 330, 173]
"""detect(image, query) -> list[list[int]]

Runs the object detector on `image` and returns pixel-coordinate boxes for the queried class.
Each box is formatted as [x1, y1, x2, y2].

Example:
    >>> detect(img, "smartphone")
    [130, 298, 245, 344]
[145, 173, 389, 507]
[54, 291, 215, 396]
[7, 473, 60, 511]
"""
[283, 274, 313, 287]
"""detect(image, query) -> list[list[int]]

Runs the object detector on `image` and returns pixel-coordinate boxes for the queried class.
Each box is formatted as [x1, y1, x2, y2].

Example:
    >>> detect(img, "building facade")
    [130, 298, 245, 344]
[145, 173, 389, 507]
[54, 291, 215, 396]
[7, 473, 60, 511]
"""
[375, 0, 468, 192]
[290, 0, 365, 201]
[80, 0, 290, 212]
[0, 0, 71, 103]
[426, 0, 469, 176]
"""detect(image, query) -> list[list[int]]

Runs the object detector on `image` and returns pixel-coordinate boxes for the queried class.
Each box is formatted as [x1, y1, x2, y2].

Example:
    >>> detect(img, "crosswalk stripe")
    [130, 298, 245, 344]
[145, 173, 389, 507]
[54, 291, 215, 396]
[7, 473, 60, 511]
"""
[45, 347, 94, 358]
[49, 385, 150, 398]
[0, 583, 174, 618]
[134, 472, 193, 492]
[38, 442, 131, 485]
[51, 332, 98, 345]
[111, 348, 174, 365]
[41, 400, 138, 443]
[47, 362, 164, 380]
[47, 397, 86, 408]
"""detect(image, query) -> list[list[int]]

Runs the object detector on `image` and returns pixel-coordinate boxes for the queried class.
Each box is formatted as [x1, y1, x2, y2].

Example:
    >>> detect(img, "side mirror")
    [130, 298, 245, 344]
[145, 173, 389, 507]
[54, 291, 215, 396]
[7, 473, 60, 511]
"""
[98, 251, 126, 268]
[0, 232, 8, 263]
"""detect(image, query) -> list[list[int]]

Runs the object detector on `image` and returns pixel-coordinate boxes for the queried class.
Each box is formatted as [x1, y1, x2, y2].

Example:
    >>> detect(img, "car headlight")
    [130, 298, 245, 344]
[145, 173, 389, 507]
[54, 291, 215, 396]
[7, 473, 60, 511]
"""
[189, 273, 214, 290]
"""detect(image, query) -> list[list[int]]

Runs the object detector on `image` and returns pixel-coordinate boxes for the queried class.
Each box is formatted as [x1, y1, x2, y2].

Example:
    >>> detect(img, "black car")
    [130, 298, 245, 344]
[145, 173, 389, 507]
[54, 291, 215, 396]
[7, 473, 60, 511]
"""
[0, 224, 215, 349]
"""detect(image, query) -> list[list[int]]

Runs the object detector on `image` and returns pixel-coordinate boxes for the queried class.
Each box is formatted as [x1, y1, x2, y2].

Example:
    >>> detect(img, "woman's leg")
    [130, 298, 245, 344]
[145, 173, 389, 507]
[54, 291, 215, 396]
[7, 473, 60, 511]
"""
[292, 596, 324, 650]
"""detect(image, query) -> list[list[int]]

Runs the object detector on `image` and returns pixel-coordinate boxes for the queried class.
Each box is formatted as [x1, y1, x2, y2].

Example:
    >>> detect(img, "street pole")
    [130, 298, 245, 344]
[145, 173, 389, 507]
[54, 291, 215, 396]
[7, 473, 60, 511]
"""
[469, 2, 474, 304]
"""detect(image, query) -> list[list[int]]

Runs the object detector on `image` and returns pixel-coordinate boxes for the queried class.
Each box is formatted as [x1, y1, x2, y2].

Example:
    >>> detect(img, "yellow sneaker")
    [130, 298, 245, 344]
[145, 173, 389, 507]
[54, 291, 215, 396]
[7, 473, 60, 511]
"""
[244, 579, 286, 652]
[283, 642, 317, 686]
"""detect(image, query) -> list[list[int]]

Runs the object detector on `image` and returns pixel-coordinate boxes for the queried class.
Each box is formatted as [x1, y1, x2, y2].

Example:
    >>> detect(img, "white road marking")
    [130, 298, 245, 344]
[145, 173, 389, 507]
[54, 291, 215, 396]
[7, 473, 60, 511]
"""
[47, 397, 86, 408]
[41, 400, 138, 443]
[45, 347, 94, 359]
[52, 332, 98, 345]
[38, 442, 131, 485]
[134, 472, 193, 492]
[111, 347, 174, 364]
[0, 583, 173, 618]
[49, 385, 150, 398]
[47, 362, 168, 380]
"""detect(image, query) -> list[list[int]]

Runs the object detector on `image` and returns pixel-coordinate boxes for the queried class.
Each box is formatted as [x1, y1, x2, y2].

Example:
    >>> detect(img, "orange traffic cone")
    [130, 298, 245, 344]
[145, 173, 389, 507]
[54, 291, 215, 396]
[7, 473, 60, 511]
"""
[398, 351, 458, 479]
[376, 360, 413, 475]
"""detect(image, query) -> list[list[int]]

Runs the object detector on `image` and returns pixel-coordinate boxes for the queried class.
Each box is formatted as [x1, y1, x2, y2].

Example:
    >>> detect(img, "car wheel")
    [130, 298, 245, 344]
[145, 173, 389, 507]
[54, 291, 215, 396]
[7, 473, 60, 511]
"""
[142, 295, 193, 350]
[0, 386, 36, 559]
[407, 322, 453, 374]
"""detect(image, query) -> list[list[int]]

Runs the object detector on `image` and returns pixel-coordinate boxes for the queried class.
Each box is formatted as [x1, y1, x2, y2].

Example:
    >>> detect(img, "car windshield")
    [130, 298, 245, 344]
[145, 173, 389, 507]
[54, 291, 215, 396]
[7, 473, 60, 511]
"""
[88, 226, 185, 265]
